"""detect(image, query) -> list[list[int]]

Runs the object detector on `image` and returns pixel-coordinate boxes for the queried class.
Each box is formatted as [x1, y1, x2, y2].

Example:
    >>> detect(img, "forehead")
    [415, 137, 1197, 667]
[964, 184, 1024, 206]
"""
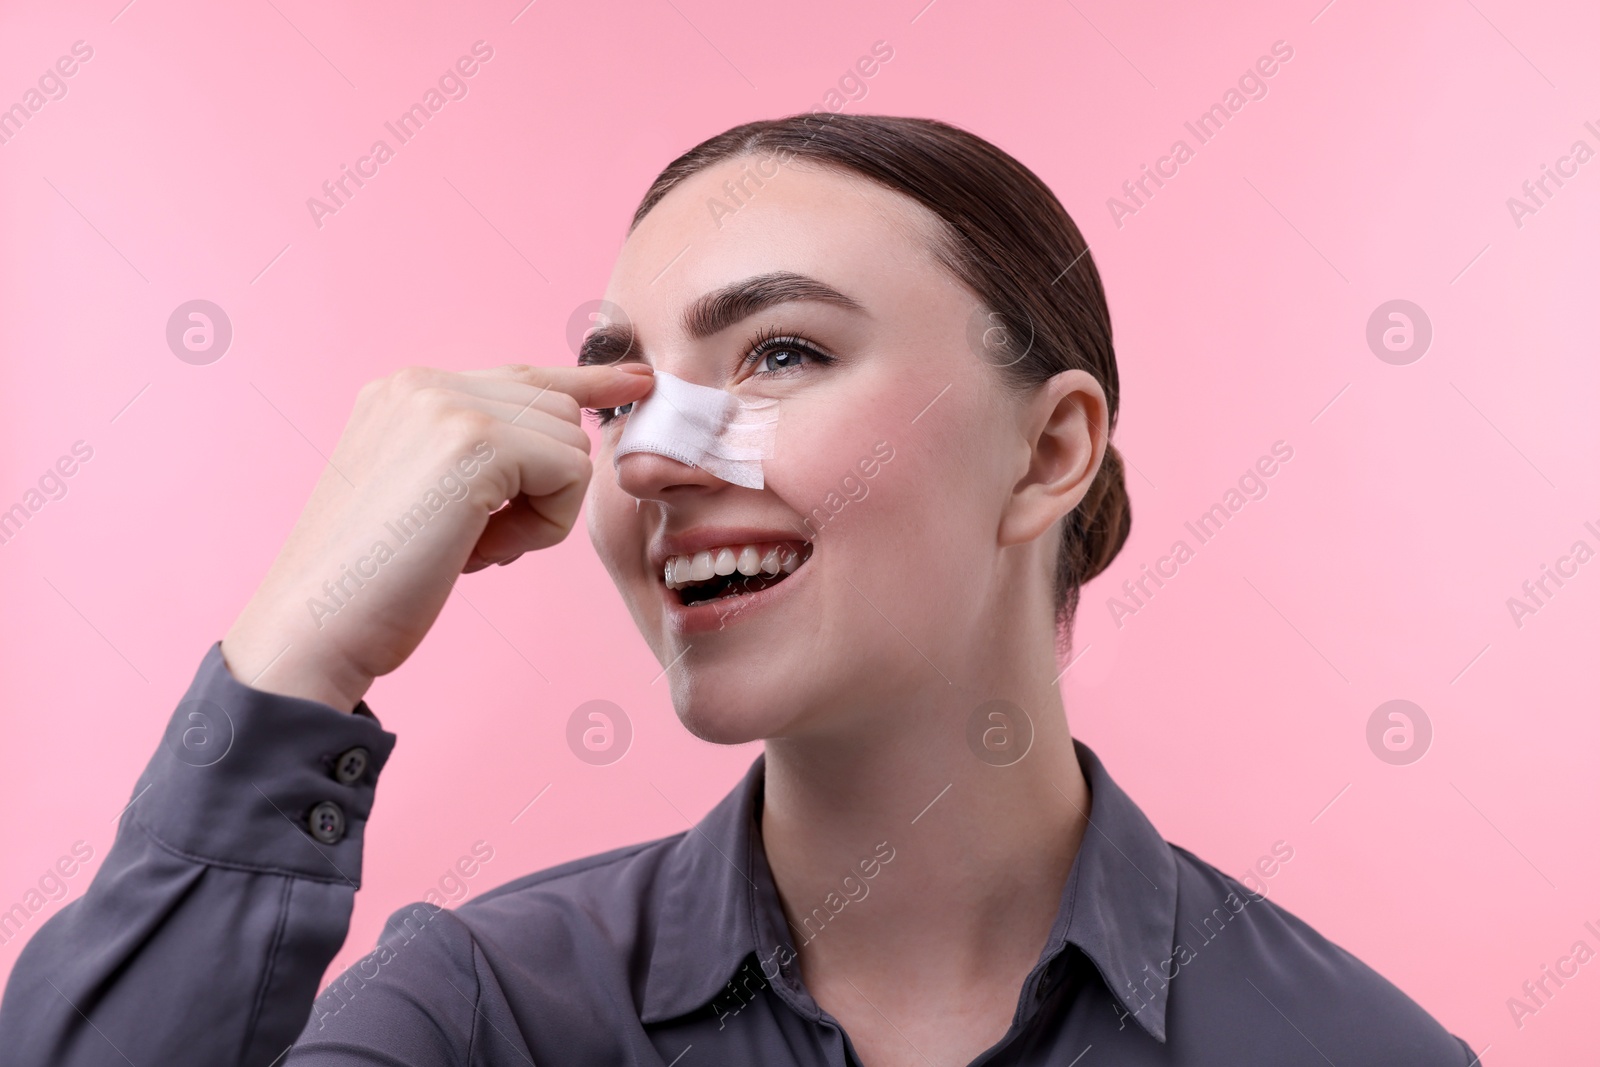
[605, 157, 952, 328]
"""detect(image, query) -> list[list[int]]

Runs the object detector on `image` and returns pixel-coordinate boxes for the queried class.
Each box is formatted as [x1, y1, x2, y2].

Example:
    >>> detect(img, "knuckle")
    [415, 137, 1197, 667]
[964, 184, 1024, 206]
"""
[409, 385, 455, 414]
[567, 447, 594, 484]
[546, 443, 584, 485]
[441, 408, 494, 448]
[546, 391, 581, 423]
[389, 365, 434, 393]
[569, 422, 594, 456]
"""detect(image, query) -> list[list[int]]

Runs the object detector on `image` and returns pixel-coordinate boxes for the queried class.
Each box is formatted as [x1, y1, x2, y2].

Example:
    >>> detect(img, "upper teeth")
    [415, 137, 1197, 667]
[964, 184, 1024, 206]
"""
[663, 542, 805, 589]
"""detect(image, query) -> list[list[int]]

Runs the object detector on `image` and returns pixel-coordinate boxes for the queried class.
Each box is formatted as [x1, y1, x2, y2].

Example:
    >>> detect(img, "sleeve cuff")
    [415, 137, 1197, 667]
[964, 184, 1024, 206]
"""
[121, 642, 398, 885]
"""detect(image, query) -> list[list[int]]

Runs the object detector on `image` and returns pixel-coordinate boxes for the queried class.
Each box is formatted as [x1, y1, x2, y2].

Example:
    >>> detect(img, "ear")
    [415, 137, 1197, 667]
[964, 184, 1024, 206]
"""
[998, 369, 1109, 548]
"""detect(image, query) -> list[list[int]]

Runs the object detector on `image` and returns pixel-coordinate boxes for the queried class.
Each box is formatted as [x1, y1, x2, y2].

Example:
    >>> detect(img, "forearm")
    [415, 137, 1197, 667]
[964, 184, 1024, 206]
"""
[0, 643, 396, 1067]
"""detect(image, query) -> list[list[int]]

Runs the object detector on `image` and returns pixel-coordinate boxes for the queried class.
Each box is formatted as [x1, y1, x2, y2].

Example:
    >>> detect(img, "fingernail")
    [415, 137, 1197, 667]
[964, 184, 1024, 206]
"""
[615, 363, 653, 374]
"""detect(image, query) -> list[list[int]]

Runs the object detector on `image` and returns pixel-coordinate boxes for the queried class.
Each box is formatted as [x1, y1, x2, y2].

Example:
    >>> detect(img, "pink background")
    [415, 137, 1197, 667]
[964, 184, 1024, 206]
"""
[3, 0, 1597, 1061]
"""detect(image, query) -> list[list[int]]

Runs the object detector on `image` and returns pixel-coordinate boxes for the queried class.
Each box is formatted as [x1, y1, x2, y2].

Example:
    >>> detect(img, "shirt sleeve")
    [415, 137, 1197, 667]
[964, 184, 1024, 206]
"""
[285, 902, 489, 1066]
[0, 642, 397, 1067]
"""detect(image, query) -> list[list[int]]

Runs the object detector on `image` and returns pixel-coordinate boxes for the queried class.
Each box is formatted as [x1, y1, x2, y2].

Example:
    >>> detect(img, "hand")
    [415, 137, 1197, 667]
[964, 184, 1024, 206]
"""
[220, 363, 654, 711]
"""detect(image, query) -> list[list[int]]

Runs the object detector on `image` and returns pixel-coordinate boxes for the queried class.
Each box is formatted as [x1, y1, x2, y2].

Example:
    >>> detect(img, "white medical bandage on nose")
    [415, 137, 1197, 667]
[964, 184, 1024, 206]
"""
[612, 371, 780, 490]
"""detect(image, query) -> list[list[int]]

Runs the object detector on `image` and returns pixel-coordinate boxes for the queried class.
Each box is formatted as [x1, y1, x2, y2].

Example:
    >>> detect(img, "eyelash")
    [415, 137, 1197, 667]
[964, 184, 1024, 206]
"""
[584, 328, 836, 425]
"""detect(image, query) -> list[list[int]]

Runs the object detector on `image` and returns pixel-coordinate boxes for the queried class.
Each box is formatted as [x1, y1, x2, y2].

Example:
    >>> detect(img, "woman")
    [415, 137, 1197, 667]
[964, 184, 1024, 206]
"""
[0, 115, 1475, 1065]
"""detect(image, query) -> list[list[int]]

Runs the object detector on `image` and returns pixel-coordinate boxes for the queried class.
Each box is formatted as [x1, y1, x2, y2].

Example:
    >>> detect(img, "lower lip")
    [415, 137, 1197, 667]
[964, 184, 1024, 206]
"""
[663, 557, 810, 635]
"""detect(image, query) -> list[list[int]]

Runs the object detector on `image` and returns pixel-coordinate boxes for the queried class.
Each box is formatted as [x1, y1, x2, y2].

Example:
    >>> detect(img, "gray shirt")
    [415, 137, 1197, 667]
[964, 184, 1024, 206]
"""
[0, 643, 1478, 1064]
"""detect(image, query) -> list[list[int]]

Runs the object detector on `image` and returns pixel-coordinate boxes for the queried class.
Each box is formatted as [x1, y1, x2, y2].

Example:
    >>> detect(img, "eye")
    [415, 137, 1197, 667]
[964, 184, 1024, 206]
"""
[584, 331, 835, 425]
[753, 347, 807, 374]
[583, 401, 633, 426]
[742, 329, 837, 378]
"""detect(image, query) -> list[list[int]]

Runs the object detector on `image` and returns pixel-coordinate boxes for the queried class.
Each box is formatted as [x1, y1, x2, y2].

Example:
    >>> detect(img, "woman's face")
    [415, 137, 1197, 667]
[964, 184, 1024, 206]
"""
[585, 158, 1065, 745]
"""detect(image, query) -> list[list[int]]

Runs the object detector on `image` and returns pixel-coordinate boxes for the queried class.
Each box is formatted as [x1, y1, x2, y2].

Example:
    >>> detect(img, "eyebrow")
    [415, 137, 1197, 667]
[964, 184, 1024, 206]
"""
[577, 271, 866, 366]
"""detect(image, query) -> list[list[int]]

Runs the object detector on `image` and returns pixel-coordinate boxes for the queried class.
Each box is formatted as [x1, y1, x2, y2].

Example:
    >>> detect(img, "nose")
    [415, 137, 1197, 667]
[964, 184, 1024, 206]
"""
[614, 448, 727, 503]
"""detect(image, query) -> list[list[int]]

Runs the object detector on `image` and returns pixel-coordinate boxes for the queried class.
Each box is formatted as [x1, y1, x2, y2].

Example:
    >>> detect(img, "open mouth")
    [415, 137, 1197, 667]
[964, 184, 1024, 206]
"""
[663, 540, 813, 607]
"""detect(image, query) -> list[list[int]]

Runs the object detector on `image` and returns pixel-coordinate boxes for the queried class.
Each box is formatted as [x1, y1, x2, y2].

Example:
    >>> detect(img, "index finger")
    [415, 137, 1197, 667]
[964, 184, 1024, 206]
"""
[463, 363, 655, 410]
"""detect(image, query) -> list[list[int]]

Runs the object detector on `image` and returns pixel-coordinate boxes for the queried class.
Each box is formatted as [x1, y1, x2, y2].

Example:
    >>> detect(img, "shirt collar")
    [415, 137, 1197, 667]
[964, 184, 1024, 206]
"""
[638, 741, 1179, 1043]
[1043, 739, 1180, 1042]
[638, 754, 771, 1024]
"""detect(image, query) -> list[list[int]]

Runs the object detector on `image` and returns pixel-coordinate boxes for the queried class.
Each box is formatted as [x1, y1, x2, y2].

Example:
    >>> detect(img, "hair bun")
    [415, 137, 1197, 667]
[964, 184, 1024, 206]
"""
[1078, 443, 1131, 584]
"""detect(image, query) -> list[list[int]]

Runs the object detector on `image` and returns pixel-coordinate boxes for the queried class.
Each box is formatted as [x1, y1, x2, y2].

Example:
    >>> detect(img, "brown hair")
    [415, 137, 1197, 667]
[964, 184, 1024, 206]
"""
[629, 114, 1130, 644]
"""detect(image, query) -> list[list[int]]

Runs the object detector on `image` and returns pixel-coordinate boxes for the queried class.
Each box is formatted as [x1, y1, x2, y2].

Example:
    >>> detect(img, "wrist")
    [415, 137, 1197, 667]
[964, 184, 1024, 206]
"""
[220, 630, 374, 713]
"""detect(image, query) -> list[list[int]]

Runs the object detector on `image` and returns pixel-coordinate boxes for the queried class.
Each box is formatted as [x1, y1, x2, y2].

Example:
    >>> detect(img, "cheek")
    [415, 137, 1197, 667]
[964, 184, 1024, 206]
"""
[769, 401, 883, 523]
[771, 395, 962, 548]
[780, 386, 1007, 608]
[586, 457, 637, 575]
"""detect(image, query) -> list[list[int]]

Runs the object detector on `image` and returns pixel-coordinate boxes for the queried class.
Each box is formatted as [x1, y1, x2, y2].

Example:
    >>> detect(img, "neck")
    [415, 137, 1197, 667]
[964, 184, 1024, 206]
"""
[760, 680, 1090, 992]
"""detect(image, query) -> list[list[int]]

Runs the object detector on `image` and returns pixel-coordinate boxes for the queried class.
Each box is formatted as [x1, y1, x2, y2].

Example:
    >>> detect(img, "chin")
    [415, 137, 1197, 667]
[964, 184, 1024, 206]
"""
[669, 674, 801, 746]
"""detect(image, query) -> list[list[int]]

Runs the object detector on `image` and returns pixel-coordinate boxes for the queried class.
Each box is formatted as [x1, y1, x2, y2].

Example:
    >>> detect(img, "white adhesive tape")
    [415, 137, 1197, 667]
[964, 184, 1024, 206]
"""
[612, 371, 780, 490]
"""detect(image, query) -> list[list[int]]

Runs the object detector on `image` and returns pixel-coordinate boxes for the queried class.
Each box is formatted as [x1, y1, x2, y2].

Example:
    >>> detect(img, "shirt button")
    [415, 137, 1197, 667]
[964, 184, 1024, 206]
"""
[308, 800, 346, 844]
[333, 746, 370, 785]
